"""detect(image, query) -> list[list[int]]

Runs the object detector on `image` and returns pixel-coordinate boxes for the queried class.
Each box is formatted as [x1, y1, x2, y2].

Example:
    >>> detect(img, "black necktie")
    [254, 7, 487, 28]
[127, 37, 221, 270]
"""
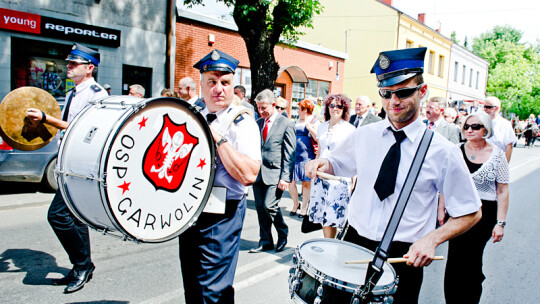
[206, 113, 217, 124]
[62, 88, 76, 121]
[374, 129, 407, 201]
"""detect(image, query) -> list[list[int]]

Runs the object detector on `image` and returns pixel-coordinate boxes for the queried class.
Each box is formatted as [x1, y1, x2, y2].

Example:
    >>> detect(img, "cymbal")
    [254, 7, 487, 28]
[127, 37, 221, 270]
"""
[0, 87, 61, 151]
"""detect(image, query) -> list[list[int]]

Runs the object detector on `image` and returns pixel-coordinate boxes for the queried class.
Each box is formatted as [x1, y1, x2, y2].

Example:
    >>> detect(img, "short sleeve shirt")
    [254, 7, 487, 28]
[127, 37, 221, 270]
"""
[487, 115, 517, 151]
[64, 78, 108, 123]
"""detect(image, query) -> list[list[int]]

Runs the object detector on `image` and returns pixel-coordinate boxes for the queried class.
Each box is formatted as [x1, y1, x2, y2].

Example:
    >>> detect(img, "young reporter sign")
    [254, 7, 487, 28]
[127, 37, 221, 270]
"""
[0, 8, 121, 47]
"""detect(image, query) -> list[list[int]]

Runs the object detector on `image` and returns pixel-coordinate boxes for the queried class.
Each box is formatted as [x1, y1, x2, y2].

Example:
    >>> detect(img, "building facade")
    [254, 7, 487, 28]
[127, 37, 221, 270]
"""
[447, 43, 489, 104]
[0, 1, 170, 99]
[175, 8, 347, 118]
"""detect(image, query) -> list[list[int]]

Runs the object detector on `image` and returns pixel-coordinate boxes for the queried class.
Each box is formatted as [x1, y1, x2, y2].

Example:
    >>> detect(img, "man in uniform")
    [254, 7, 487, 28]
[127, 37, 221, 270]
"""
[483, 96, 517, 162]
[178, 49, 261, 304]
[26, 43, 108, 293]
[305, 47, 482, 303]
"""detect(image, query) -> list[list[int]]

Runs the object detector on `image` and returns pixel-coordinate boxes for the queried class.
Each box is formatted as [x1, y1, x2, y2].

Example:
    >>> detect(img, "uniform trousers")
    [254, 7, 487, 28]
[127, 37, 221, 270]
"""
[444, 200, 497, 304]
[252, 181, 288, 246]
[47, 190, 92, 269]
[344, 226, 423, 304]
[179, 196, 246, 304]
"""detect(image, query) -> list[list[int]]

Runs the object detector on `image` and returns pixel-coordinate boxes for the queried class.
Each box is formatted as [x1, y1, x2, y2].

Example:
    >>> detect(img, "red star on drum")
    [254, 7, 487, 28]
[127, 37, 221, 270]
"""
[138, 116, 148, 130]
[118, 180, 131, 195]
[197, 158, 206, 169]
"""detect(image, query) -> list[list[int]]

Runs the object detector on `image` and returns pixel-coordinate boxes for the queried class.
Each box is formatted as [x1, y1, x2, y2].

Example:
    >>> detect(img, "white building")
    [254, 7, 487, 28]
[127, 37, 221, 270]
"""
[447, 43, 489, 105]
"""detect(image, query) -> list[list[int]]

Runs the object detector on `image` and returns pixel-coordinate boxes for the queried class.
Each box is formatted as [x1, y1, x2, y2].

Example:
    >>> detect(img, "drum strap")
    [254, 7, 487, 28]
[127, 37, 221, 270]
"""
[359, 128, 434, 301]
[215, 107, 253, 137]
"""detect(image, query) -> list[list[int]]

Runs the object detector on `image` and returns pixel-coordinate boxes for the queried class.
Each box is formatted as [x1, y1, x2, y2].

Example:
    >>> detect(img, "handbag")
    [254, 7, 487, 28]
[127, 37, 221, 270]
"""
[301, 214, 321, 233]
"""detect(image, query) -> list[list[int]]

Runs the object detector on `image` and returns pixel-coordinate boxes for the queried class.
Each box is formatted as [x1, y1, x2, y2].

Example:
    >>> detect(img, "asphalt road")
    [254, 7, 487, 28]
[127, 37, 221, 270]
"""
[0, 142, 539, 303]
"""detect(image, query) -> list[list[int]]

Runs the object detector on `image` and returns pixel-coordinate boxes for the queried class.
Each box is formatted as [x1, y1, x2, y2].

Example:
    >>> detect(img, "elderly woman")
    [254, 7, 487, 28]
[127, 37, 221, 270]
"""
[443, 111, 510, 304]
[289, 99, 319, 217]
[309, 94, 355, 238]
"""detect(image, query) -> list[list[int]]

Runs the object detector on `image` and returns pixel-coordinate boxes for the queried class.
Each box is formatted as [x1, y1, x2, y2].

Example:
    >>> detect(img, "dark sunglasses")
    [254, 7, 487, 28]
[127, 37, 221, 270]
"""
[328, 104, 344, 109]
[379, 84, 423, 99]
[463, 123, 484, 131]
[483, 105, 496, 109]
[275, 105, 286, 111]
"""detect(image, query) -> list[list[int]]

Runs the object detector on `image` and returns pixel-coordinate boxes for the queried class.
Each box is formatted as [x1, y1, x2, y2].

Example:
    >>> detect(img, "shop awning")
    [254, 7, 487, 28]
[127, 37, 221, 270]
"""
[278, 66, 309, 83]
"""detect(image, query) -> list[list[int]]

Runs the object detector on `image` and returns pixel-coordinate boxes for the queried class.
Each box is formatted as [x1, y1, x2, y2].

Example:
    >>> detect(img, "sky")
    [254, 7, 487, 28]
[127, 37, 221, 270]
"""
[178, 0, 540, 45]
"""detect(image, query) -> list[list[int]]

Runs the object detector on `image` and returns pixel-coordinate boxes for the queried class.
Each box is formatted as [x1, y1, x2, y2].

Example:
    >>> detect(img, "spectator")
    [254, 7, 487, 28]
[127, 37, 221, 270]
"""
[160, 88, 177, 97]
[483, 96, 517, 162]
[128, 84, 144, 98]
[178, 77, 205, 108]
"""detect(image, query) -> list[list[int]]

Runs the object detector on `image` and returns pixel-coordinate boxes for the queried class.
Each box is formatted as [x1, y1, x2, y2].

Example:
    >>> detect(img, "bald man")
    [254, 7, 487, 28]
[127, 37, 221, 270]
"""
[349, 95, 382, 127]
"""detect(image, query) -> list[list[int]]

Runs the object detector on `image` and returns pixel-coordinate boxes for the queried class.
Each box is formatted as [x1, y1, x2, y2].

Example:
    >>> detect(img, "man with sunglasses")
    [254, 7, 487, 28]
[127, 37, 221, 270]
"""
[306, 47, 481, 303]
[275, 96, 289, 117]
[483, 96, 517, 162]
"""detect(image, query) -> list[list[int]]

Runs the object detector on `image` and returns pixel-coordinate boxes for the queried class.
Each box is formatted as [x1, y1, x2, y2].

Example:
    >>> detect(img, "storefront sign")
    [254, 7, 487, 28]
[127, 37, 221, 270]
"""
[0, 8, 121, 47]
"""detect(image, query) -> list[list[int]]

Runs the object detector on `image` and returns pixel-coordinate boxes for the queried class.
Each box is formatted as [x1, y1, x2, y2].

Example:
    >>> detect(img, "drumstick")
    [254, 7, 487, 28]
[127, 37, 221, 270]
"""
[345, 256, 444, 264]
[316, 171, 349, 181]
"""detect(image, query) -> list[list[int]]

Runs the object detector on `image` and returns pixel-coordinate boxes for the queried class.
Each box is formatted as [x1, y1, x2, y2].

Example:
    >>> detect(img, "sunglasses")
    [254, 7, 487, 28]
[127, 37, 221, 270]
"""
[483, 105, 496, 109]
[463, 123, 484, 131]
[275, 105, 286, 111]
[328, 104, 344, 109]
[379, 84, 423, 99]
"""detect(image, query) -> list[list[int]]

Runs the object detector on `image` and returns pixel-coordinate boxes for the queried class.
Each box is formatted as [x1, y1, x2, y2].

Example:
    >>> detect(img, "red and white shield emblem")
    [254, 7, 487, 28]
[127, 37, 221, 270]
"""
[143, 114, 199, 191]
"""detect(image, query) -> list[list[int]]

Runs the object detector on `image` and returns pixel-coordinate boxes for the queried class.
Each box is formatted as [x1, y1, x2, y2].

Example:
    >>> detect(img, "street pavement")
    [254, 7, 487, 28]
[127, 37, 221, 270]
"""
[0, 141, 539, 303]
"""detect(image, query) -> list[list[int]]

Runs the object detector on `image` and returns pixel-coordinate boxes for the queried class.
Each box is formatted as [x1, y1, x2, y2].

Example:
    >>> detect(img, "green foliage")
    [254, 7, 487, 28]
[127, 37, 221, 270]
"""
[450, 31, 459, 45]
[472, 25, 540, 117]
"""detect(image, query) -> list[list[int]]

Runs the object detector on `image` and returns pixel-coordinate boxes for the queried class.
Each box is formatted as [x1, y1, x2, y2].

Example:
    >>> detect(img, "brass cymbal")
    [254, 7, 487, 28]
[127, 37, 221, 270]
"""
[0, 87, 61, 151]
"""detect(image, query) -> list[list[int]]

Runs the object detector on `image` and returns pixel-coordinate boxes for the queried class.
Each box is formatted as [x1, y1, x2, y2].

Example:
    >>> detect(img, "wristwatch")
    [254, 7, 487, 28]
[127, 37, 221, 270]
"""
[216, 137, 228, 148]
[496, 220, 506, 227]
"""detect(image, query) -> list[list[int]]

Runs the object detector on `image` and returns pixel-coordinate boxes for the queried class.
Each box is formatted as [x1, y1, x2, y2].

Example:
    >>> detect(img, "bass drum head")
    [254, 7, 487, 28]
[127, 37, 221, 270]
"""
[103, 97, 214, 243]
[298, 238, 396, 292]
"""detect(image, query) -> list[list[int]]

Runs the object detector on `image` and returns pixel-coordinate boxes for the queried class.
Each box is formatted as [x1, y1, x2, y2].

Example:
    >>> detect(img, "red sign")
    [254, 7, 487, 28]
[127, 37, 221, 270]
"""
[0, 8, 41, 34]
[143, 114, 199, 192]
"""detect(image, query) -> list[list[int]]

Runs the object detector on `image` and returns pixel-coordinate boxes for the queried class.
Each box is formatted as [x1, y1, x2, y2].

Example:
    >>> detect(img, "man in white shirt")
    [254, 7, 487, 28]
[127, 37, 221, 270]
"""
[306, 47, 481, 304]
[483, 96, 517, 162]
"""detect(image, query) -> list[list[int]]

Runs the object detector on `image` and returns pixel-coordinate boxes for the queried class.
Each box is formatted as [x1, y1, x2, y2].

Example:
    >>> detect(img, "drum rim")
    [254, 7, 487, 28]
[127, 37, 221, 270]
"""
[100, 97, 216, 243]
[296, 238, 397, 294]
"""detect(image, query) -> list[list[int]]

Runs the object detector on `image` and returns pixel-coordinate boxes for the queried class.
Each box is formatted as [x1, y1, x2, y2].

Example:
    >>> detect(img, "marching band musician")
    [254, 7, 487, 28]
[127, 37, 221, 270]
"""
[305, 47, 482, 303]
[178, 49, 261, 304]
[26, 43, 108, 293]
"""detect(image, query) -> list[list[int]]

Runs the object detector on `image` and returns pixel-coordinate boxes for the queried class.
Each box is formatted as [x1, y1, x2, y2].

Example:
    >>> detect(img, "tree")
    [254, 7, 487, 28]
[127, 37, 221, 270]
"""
[471, 25, 540, 117]
[184, 0, 323, 100]
[450, 31, 459, 45]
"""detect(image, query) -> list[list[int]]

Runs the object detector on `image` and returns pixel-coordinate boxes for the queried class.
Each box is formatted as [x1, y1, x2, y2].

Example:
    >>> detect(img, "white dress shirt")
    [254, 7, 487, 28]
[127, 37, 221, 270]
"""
[202, 104, 262, 200]
[317, 120, 355, 158]
[487, 114, 517, 151]
[64, 78, 108, 123]
[327, 117, 481, 243]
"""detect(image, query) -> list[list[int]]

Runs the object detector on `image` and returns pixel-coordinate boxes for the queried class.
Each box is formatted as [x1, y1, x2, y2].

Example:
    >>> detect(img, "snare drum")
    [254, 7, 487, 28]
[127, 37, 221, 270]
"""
[57, 96, 214, 243]
[289, 239, 397, 304]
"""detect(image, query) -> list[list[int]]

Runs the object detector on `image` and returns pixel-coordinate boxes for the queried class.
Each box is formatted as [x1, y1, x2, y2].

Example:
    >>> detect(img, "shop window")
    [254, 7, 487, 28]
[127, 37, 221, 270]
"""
[234, 67, 252, 98]
[11, 37, 73, 97]
[291, 82, 306, 120]
[307, 79, 330, 99]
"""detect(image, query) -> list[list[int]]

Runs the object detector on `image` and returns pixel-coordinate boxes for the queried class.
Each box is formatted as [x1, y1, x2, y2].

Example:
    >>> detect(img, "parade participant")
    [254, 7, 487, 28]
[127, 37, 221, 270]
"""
[425, 96, 460, 144]
[443, 111, 510, 304]
[305, 47, 482, 303]
[349, 95, 381, 127]
[178, 49, 261, 303]
[483, 96, 517, 162]
[289, 99, 318, 217]
[234, 85, 256, 117]
[26, 43, 108, 293]
[310, 93, 355, 238]
[250, 89, 295, 253]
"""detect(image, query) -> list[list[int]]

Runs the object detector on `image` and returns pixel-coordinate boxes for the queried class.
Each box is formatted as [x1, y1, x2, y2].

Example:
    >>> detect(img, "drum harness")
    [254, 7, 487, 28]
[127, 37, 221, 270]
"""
[355, 128, 433, 304]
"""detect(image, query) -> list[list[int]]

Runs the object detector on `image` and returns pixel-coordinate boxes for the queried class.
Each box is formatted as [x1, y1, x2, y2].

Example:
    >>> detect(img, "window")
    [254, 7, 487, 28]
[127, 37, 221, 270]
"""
[406, 40, 413, 48]
[462, 64, 466, 85]
[454, 62, 459, 82]
[438, 55, 444, 77]
[476, 71, 480, 89]
[469, 69, 473, 87]
[428, 51, 435, 74]
[234, 67, 252, 97]
[306, 79, 330, 99]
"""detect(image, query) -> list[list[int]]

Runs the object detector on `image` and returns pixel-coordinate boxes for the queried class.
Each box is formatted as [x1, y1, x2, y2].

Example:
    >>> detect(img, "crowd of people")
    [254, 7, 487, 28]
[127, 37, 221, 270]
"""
[26, 41, 525, 304]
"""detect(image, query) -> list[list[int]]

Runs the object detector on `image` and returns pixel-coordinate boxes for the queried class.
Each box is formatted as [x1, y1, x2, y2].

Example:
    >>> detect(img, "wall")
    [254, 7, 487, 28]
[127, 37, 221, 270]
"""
[447, 43, 489, 101]
[0, 0, 168, 97]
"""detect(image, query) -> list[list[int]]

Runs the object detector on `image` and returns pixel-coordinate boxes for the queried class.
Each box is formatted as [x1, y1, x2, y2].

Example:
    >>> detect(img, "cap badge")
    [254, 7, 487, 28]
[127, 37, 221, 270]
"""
[379, 54, 390, 70]
[211, 50, 220, 61]
[72, 45, 77, 50]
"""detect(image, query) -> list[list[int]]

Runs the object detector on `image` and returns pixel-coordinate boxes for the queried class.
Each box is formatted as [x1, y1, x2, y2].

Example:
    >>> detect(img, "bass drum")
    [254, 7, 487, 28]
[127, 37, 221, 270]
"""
[57, 96, 215, 243]
[289, 238, 397, 304]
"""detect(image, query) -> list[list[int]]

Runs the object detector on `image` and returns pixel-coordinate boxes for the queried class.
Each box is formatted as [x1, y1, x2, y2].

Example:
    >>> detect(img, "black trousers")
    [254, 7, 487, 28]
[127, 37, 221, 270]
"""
[47, 190, 91, 269]
[344, 226, 423, 304]
[444, 201, 497, 304]
[253, 181, 288, 246]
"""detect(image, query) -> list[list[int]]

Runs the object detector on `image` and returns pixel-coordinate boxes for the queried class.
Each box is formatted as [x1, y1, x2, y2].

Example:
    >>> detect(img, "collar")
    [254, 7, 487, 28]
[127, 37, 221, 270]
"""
[359, 112, 368, 119]
[382, 116, 425, 143]
[434, 118, 443, 127]
[74, 77, 96, 93]
[187, 96, 198, 105]
[201, 104, 230, 124]
[266, 110, 278, 123]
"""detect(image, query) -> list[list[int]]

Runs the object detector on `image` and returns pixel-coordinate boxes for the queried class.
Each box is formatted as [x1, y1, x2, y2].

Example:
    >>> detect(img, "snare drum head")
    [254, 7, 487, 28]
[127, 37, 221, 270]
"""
[104, 98, 214, 242]
[299, 239, 396, 290]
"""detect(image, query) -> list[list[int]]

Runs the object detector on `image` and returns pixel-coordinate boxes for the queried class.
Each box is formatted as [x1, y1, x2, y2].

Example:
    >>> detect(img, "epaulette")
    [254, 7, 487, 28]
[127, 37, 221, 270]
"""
[90, 84, 102, 92]
[234, 114, 245, 124]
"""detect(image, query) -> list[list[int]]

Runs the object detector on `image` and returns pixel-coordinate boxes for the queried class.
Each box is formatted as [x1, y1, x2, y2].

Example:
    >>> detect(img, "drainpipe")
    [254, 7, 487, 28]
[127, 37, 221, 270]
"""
[165, 0, 175, 89]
